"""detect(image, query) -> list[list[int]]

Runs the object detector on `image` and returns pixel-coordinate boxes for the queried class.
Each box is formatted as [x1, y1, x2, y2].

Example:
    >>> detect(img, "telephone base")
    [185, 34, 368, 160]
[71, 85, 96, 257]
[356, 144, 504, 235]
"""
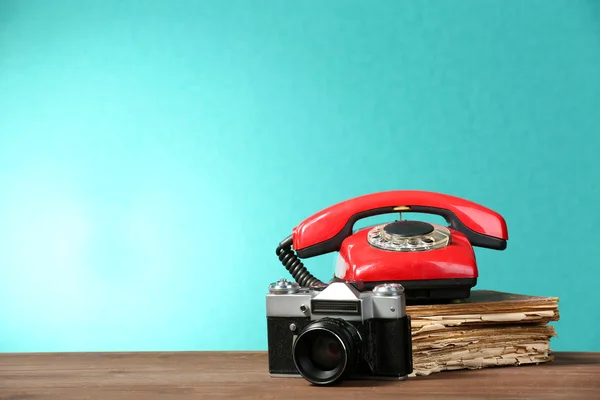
[331, 277, 477, 304]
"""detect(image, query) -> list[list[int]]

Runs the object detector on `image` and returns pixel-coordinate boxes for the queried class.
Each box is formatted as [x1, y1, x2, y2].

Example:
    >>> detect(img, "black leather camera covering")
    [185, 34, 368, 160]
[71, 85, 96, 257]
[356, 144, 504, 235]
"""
[267, 315, 413, 379]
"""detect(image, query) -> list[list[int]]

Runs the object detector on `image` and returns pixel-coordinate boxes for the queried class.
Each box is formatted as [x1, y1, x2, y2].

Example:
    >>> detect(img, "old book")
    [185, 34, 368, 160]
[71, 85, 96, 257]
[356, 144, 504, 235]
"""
[406, 290, 560, 376]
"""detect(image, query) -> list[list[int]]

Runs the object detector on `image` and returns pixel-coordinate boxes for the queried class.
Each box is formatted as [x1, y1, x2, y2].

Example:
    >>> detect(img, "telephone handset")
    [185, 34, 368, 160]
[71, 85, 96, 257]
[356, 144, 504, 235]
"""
[276, 190, 508, 301]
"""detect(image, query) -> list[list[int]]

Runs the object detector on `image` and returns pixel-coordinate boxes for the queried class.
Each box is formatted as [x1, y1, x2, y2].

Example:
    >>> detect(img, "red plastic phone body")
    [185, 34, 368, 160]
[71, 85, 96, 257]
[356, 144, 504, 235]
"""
[288, 190, 508, 299]
[335, 227, 477, 282]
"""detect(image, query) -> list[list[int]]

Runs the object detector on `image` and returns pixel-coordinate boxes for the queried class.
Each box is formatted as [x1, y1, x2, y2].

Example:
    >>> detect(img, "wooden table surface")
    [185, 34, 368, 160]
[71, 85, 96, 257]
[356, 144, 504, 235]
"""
[0, 351, 598, 399]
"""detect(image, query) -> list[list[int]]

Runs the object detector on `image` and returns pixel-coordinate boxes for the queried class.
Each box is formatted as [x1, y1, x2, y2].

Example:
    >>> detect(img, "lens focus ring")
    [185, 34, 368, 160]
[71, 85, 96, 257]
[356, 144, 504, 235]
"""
[292, 318, 362, 385]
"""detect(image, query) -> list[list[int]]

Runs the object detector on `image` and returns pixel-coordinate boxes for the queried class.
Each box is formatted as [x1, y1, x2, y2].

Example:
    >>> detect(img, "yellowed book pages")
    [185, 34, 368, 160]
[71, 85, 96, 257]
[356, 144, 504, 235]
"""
[404, 291, 559, 376]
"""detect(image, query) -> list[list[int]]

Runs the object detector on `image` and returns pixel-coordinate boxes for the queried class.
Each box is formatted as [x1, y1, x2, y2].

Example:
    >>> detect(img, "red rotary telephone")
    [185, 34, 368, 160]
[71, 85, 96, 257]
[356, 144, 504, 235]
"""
[275, 190, 508, 302]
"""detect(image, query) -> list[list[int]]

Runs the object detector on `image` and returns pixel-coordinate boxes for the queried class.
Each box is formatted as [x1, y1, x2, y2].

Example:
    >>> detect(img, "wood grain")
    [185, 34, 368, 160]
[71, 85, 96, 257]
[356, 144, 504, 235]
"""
[0, 352, 598, 399]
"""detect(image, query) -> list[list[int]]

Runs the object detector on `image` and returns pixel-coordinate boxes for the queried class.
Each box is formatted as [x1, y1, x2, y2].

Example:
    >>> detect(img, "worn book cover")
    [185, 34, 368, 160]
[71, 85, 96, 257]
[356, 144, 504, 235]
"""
[407, 290, 559, 328]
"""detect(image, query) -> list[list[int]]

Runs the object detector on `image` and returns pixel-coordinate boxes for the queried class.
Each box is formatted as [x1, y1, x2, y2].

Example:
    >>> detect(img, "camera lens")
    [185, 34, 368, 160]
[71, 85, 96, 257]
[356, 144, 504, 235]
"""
[292, 318, 362, 385]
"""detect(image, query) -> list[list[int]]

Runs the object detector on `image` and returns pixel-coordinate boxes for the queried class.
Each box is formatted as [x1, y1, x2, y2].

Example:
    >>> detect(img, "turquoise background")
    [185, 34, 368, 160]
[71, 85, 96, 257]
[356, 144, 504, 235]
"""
[1, 0, 599, 353]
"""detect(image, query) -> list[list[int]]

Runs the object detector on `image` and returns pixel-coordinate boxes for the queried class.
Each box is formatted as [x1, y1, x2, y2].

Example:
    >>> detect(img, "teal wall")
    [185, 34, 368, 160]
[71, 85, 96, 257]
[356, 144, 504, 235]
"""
[1, 0, 599, 352]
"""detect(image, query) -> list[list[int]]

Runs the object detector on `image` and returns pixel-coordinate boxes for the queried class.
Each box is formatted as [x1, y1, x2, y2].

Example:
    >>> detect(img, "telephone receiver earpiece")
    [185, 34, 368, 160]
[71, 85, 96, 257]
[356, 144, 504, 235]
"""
[276, 190, 508, 288]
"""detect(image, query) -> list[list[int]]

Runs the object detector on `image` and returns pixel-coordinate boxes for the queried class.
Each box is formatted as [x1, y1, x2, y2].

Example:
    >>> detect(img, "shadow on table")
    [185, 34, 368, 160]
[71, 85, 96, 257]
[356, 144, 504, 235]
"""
[553, 353, 600, 366]
[335, 373, 479, 387]
[334, 379, 406, 388]
[335, 376, 479, 387]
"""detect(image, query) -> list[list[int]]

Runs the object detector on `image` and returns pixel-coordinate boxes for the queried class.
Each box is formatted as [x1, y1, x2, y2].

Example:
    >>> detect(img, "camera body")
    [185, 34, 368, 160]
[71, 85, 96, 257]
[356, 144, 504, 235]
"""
[266, 278, 413, 385]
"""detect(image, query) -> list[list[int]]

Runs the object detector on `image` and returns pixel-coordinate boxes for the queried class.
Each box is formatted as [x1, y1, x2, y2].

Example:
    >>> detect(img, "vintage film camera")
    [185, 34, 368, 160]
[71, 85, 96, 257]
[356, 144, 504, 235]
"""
[266, 278, 413, 385]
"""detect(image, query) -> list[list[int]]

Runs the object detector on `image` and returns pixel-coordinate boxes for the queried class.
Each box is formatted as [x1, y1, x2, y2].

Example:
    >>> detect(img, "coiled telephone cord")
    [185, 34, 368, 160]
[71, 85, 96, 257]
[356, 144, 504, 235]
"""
[276, 235, 324, 288]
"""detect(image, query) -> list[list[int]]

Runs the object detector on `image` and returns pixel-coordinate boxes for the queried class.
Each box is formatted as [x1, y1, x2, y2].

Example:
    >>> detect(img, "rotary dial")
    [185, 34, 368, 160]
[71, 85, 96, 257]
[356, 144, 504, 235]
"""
[367, 220, 451, 252]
